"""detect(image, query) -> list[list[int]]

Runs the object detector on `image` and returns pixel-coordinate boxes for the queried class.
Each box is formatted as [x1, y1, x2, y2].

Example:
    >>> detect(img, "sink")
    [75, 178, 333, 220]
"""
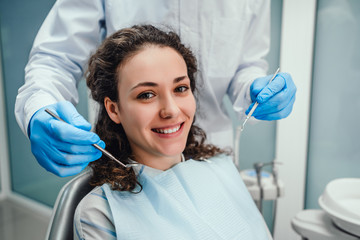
[318, 178, 360, 237]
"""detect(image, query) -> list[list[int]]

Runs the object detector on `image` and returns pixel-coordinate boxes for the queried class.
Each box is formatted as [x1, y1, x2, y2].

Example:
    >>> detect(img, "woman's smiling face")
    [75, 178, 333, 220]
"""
[105, 45, 196, 170]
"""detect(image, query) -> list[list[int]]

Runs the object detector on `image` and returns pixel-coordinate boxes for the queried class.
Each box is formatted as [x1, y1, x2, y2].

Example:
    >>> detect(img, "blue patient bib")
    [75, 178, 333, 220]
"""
[102, 155, 269, 240]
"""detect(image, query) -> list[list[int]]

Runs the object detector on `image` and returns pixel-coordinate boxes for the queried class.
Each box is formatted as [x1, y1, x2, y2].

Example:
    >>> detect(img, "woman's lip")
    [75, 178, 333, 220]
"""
[151, 122, 184, 134]
[151, 122, 184, 131]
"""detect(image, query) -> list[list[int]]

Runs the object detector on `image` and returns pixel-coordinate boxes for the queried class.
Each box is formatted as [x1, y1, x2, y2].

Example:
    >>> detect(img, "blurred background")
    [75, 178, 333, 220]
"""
[0, 0, 359, 239]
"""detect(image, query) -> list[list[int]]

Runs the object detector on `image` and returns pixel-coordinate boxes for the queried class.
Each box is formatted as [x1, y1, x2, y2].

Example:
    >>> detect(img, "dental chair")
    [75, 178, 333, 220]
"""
[45, 169, 93, 240]
[292, 178, 360, 240]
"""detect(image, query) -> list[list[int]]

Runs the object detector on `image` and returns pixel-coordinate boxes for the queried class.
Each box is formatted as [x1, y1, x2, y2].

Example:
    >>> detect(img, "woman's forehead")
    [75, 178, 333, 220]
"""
[117, 46, 188, 89]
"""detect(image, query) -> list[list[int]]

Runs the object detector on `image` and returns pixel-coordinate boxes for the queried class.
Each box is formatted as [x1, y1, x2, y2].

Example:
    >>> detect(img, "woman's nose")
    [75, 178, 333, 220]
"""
[159, 96, 180, 119]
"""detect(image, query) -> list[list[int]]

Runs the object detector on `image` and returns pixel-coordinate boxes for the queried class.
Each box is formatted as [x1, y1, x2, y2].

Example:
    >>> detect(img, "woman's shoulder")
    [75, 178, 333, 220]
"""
[74, 185, 116, 239]
[75, 186, 109, 214]
[206, 153, 233, 163]
[184, 154, 234, 168]
[203, 154, 240, 174]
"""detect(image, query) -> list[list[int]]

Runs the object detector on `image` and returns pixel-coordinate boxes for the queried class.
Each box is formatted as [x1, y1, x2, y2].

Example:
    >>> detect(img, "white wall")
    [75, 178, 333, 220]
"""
[0, 46, 11, 199]
[273, 0, 317, 239]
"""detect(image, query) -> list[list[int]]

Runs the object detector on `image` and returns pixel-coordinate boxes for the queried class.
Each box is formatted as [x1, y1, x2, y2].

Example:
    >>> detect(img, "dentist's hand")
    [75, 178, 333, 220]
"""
[28, 101, 105, 177]
[246, 72, 296, 120]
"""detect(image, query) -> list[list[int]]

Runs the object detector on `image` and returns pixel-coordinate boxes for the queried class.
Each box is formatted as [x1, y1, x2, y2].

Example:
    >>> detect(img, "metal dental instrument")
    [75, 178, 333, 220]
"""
[240, 67, 280, 132]
[233, 67, 280, 168]
[45, 108, 138, 168]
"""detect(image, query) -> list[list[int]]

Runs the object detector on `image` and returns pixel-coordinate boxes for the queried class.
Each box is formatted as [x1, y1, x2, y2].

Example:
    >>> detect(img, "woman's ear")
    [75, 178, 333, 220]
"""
[104, 97, 121, 124]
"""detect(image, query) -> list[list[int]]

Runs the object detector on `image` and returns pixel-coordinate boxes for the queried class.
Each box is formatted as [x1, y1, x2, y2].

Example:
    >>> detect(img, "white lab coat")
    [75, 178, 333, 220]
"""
[15, 0, 269, 147]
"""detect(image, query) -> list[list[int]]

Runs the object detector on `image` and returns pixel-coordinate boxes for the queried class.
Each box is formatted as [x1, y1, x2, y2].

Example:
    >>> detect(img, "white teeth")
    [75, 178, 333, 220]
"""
[154, 124, 181, 134]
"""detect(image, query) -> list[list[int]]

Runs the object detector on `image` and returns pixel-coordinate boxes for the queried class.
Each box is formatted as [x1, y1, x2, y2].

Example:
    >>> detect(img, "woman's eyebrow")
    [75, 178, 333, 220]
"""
[131, 76, 188, 91]
[130, 82, 157, 91]
[174, 75, 188, 83]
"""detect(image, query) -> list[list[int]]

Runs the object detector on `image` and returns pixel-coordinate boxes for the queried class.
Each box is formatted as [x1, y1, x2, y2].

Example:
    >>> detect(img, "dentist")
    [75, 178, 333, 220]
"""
[15, 0, 296, 177]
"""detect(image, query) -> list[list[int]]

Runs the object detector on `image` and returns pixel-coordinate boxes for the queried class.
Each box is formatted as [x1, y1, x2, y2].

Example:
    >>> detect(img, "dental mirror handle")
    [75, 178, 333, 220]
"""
[240, 67, 280, 131]
[45, 108, 127, 168]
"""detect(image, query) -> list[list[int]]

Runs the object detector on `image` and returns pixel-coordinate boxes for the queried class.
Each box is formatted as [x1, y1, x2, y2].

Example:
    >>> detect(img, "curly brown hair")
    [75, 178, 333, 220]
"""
[86, 25, 227, 192]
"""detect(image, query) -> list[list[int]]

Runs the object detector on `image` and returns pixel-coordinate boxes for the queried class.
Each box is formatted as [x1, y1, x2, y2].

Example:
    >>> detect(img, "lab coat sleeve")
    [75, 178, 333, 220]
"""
[14, 0, 105, 135]
[227, 0, 270, 120]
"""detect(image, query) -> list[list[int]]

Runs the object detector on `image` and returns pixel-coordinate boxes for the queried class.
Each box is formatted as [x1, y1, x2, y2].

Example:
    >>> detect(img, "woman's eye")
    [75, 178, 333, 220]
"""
[175, 85, 189, 93]
[137, 92, 155, 100]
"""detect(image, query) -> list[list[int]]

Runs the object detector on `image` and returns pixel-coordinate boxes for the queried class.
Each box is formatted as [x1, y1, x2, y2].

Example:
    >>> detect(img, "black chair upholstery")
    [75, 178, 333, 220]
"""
[46, 169, 93, 240]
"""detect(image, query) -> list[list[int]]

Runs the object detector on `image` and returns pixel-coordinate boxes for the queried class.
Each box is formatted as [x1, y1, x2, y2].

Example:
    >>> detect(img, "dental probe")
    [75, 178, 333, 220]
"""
[45, 108, 134, 168]
[240, 67, 280, 132]
[233, 68, 280, 168]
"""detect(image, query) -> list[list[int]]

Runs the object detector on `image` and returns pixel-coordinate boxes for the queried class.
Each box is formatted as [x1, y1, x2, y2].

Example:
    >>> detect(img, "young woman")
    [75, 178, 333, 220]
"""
[74, 25, 271, 240]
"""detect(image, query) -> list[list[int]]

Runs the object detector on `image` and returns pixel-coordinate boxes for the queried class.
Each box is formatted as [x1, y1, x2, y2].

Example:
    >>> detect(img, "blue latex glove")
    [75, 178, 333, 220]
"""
[246, 72, 296, 120]
[28, 101, 105, 177]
